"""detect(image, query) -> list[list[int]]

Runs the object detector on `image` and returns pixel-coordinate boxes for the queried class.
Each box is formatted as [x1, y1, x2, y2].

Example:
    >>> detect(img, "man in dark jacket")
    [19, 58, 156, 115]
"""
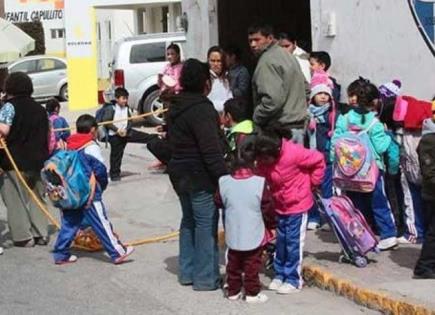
[224, 44, 251, 99]
[0, 72, 49, 247]
[414, 117, 435, 279]
[249, 24, 308, 143]
[167, 59, 227, 291]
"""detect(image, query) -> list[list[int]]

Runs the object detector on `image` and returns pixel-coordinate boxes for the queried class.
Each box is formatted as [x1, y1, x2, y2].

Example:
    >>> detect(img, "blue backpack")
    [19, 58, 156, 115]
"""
[41, 150, 96, 210]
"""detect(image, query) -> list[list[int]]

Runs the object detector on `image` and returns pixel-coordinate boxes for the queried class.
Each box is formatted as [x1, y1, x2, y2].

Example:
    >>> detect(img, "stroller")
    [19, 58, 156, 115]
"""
[317, 195, 379, 268]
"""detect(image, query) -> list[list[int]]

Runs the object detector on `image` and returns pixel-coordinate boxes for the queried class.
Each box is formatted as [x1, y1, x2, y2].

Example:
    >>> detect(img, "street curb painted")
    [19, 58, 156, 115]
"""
[303, 265, 435, 315]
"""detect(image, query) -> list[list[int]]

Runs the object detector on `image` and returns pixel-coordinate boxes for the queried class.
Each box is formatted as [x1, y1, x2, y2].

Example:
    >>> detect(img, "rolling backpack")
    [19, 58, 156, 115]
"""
[333, 117, 379, 192]
[41, 148, 96, 210]
[318, 195, 378, 267]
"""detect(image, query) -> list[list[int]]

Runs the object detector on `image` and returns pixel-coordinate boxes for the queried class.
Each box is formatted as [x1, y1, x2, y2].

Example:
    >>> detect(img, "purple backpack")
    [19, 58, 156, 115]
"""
[329, 196, 378, 256]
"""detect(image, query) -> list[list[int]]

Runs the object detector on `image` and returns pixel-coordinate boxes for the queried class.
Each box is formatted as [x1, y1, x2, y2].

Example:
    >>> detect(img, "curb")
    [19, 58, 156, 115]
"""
[303, 265, 435, 315]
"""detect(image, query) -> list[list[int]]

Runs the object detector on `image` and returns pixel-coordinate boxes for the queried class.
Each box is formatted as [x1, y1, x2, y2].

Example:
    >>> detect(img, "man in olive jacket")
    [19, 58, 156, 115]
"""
[249, 24, 308, 143]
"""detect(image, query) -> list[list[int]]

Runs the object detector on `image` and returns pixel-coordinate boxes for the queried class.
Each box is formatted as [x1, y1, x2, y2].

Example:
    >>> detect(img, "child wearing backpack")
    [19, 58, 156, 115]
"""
[46, 98, 70, 142]
[306, 71, 336, 230]
[331, 82, 398, 251]
[50, 114, 134, 264]
[216, 141, 274, 303]
[256, 129, 325, 294]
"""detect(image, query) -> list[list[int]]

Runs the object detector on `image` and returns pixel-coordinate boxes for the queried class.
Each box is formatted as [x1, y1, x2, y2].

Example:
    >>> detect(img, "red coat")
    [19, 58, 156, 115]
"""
[258, 140, 325, 216]
[403, 96, 432, 130]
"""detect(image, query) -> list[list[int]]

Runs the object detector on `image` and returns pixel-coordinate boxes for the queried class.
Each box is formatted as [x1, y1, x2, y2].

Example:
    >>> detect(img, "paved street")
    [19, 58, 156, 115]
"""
[0, 106, 378, 314]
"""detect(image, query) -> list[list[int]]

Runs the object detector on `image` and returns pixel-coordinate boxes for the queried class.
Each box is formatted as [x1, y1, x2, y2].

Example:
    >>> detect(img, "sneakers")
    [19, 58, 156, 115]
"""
[246, 293, 269, 304]
[114, 246, 135, 265]
[397, 236, 414, 245]
[227, 292, 243, 301]
[377, 237, 399, 251]
[55, 255, 78, 265]
[268, 278, 283, 291]
[277, 283, 301, 295]
[307, 222, 320, 231]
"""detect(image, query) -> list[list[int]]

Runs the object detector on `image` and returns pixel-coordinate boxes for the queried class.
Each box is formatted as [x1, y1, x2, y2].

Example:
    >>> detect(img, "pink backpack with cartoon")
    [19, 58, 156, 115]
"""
[333, 118, 380, 193]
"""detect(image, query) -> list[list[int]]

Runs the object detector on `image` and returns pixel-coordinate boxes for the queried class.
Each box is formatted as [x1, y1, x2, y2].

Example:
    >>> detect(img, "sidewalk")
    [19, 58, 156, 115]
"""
[302, 230, 435, 314]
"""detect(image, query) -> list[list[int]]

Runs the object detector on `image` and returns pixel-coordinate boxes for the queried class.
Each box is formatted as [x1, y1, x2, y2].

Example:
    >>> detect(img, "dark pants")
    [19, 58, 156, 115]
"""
[227, 247, 263, 296]
[147, 137, 172, 164]
[414, 199, 435, 276]
[109, 129, 157, 178]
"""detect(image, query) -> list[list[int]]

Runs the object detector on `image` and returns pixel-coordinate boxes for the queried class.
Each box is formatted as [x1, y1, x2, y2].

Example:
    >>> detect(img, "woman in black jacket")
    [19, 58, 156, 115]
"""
[167, 59, 228, 290]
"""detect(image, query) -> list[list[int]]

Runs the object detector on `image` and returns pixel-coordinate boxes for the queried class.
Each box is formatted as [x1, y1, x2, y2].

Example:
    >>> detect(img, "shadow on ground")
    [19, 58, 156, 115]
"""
[389, 246, 420, 270]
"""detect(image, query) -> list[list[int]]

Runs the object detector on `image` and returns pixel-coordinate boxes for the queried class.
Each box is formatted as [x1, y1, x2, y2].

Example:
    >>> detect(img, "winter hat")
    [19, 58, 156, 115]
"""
[310, 70, 332, 100]
[379, 80, 401, 98]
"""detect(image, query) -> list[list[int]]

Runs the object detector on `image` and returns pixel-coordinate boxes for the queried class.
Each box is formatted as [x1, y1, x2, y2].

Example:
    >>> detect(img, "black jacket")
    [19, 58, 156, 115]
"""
[0, 96, 48, 171]
[418, 125, 435, 201]
[167, 92, 228, 193]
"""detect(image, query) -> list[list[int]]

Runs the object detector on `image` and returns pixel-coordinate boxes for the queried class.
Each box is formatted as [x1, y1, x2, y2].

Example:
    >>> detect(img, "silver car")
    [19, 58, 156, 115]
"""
[7, 55, 68, 101]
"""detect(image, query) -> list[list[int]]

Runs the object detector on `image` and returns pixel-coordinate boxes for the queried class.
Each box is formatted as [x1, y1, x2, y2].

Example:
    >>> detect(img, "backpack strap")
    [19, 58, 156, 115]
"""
[358, 117, 379, 136]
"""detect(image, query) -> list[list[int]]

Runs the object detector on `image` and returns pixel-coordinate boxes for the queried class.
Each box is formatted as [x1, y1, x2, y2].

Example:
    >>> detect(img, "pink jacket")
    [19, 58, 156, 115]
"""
[160, 63, 183, 93]
[257, 140, 326, 216]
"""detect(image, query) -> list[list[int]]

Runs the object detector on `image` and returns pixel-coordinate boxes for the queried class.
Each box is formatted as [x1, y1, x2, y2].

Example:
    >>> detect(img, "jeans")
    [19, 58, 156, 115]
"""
[178, 190, 220, 290]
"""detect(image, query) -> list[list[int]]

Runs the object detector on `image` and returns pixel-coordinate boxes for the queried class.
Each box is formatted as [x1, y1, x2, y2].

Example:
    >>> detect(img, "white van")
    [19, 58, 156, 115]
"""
[110, 32, 186, 125]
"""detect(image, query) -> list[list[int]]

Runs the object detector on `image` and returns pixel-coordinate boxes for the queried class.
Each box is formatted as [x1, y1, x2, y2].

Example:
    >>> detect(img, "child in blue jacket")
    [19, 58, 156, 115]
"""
[306, 73, 336, 230]
[52, 114, 134, 264]
[331, 82, 398, 251]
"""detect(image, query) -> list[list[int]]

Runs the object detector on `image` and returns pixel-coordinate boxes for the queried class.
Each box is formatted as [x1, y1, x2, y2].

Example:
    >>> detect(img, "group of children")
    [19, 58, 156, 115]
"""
[215, 50, 435, 302]
[35, 43, 435, 302]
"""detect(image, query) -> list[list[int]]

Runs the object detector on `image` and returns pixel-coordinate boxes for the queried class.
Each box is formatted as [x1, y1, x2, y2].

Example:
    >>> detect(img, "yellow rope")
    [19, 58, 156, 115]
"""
[53, 108, 168, 132]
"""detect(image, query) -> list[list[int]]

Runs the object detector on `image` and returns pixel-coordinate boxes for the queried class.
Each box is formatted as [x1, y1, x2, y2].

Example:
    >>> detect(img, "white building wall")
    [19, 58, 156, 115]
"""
[4, 0, 66, 56]
[311, 0, 435, 100]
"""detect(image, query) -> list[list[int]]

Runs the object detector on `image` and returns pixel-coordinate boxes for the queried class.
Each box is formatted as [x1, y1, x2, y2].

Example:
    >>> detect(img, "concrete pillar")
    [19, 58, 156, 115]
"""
[182, 0, 218, 60]
[136, 8, 145, 34]
[168, 3, 176, 32]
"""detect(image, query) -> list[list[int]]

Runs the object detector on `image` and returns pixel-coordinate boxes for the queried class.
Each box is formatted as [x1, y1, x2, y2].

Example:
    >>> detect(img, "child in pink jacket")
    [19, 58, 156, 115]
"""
[256, 131, 325, 294]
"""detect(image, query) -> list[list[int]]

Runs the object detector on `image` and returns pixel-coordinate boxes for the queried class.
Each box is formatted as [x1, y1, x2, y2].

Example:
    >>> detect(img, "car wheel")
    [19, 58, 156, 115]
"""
[59, 84, 68, 102]
[142, 89, 164, 126]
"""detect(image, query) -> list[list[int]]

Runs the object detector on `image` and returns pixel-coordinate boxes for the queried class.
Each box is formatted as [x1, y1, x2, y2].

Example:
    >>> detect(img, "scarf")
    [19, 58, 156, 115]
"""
[308, 103, 330, 149]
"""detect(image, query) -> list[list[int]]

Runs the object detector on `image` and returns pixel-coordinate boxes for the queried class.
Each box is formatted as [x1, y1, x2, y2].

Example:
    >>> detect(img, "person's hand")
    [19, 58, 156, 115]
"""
[117, 129, 127, 137]
[156, 125, 164, 133]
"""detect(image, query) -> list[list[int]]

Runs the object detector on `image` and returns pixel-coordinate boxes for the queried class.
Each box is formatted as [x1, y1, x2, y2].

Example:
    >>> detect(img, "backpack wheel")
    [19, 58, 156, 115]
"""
[354, 256, 368, 268]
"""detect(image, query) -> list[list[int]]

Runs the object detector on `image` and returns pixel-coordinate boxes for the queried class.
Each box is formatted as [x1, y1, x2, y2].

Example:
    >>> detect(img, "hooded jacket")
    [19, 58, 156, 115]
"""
[67, 133, 108, 202]
[167, 92, 228, 193]
[257, 140, 325, 215]
[418, 118, 435, 200]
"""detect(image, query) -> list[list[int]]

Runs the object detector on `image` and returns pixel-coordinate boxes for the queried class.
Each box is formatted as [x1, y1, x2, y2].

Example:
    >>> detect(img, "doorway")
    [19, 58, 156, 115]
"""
[218, 0, 311, 69]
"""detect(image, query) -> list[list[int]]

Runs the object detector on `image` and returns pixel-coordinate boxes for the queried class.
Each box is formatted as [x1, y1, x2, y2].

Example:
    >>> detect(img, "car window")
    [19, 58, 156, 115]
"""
[37, 59, 66, 72]
[9, 60, 37, 74]
[130, 42, 166, 64]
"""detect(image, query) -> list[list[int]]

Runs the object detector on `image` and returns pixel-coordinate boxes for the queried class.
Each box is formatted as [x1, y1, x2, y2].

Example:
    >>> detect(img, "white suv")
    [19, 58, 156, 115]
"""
[110, 32, 185, 125]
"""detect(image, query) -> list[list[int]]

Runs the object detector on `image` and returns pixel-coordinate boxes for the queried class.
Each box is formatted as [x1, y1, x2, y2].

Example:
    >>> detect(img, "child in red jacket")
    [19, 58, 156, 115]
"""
[256, 130, 325, 294]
